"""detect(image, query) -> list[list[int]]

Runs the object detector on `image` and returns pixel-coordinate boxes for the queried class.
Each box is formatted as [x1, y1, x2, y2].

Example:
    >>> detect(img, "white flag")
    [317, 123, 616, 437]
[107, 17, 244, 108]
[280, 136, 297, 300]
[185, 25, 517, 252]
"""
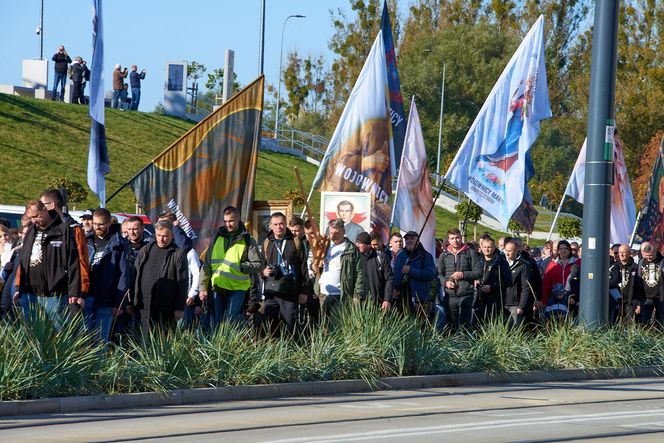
[445, 16, 551, 228]
[565, 135, 636, 244]
[311, 31, 393, 242]
[392, 98, 435, 257]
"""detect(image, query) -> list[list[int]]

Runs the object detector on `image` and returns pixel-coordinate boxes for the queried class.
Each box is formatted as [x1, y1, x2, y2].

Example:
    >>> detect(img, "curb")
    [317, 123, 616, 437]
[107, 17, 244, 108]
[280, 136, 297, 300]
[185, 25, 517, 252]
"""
[1, 366, 662, 417]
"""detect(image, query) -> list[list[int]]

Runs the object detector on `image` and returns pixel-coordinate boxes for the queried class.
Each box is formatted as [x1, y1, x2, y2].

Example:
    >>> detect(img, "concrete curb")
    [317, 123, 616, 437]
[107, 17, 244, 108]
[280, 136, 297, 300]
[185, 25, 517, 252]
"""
[1, 366, 662, 417]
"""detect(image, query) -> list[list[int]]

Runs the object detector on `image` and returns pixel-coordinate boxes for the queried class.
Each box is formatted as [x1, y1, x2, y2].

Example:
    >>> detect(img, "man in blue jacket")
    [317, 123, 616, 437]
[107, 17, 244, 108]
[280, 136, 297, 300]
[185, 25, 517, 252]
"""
[393, 231, 437, 317]
[85, 208, 130, 342]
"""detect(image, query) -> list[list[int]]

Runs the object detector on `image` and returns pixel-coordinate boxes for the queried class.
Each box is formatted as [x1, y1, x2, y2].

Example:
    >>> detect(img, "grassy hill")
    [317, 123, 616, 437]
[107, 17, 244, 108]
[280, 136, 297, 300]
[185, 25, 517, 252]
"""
[0, 93, 516, 242]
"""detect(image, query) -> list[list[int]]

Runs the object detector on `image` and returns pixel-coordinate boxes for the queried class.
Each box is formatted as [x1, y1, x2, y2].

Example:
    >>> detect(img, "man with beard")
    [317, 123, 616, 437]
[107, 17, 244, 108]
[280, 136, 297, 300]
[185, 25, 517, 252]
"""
[635, 242, 664, 325]
[609, 244, 639, 323]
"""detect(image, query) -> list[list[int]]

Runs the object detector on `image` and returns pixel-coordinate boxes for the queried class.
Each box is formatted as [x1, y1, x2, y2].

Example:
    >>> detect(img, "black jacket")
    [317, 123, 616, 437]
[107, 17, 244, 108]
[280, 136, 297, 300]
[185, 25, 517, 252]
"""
[437, 244, 482, 298]
[521, 250, 542, 302]
[70, 62, 89, 82]
[635, 256, 664, 302]
[261, 229, 307, 299]
[609, 258, 640, 307]
[134, 241, 188, 310]
[16, 212, 81, 297]
[52, 52, 72, 74]
[478, 253, 512, 306]
[505, 256, 532, 309]
[361, 248, 394, 303]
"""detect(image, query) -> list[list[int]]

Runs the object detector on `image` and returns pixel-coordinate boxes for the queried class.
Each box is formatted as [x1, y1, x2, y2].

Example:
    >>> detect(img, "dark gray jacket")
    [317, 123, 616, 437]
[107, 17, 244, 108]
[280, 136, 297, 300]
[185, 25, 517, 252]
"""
[437, 245, 482, 298]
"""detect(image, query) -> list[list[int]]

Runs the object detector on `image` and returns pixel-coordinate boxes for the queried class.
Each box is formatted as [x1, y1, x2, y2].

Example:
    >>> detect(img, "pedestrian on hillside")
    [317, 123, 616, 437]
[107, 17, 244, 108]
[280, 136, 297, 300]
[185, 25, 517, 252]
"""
[134, 220, 188, 331]
[70, 56, 89, 105]
[112, 64, 128, 108]
[129, 65, 146, 111]
[51, 45, 71, 101]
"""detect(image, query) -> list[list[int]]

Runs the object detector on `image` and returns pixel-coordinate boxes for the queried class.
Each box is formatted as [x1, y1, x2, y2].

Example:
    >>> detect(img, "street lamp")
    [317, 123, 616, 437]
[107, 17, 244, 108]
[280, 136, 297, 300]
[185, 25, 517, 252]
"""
[274, 14, 305, 139]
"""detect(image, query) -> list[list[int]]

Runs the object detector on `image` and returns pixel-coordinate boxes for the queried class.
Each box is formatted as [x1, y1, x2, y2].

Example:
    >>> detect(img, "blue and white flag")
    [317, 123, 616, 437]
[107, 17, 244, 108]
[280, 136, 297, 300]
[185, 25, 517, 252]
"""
[445, 16, 551, 229]
[392, 97, 435, 257]
[312, 31, 393, 242]
[87, 0, 109, 206]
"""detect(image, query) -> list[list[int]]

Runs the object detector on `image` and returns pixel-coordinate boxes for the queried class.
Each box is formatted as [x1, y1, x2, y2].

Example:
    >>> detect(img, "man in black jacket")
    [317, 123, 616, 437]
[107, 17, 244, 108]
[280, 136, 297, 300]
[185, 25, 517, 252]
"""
[134, 220, 188, 331]
[259, 212, 307, 334]
[634, 243, 664, 325]
[14, 200, 80, 328]
[504, 239, 532, 326]
[438, 228, 482, 332]
[475, 237, 511, 324]
[609, 244, 639, 323]
[51, 45, 71, 101]
[356, 232, 394, 310]
[69, 56, 89, 105]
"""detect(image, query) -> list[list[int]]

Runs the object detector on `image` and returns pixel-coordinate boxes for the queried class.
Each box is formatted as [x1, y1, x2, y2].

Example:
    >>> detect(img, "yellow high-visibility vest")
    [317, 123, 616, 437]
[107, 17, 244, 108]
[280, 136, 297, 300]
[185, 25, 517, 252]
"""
[210, 236, 250, 291]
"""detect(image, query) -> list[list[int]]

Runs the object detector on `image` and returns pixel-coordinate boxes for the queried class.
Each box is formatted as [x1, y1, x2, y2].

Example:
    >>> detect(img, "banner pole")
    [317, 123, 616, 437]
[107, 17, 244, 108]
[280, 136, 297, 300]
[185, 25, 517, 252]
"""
[547, 194, 566, 241]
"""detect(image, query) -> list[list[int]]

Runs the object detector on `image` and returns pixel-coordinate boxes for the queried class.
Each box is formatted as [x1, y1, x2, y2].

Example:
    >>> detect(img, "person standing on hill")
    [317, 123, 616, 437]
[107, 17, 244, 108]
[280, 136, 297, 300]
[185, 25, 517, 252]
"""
[70, 56, 89, 105]
[51, 45, 71, 101]
[129, 65, 146, 111]
[112, 64, 128, 109]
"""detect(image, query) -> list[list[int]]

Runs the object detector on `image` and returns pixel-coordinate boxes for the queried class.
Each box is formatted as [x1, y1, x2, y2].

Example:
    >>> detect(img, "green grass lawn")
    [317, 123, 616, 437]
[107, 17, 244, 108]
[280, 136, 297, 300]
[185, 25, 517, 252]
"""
[0, 93, 519, 242]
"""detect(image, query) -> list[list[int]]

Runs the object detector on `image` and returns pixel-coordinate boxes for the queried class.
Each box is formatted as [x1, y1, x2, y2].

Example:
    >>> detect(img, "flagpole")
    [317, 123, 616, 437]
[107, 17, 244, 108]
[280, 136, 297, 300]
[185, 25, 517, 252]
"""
[547, 193, 566, 241]
[629, 211, 642, 247]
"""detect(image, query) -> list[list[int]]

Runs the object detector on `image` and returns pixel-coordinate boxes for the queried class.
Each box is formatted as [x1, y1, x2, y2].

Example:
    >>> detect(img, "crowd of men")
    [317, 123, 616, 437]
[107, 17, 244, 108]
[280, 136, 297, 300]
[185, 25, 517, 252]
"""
[1, 192, 663, 342]
[49, 45, 146, 110]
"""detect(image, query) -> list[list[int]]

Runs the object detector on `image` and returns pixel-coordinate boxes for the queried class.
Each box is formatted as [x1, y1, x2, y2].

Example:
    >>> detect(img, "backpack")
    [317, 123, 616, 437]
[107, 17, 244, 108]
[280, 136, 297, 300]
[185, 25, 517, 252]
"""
[262, 236, 301, 259]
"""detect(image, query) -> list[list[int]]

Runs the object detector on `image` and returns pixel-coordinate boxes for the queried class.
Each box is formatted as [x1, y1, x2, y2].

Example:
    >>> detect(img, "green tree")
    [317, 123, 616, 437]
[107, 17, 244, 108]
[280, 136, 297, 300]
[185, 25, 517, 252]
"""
[558, 217, 582, 239]
[47, 177, 88, 208]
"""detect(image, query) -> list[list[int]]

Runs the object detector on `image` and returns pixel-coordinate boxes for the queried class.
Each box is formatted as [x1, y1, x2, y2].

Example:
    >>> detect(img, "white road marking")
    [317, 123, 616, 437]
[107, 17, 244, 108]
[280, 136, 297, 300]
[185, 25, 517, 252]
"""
[619, 421, 664, 431]
[263, 408, 664, 443]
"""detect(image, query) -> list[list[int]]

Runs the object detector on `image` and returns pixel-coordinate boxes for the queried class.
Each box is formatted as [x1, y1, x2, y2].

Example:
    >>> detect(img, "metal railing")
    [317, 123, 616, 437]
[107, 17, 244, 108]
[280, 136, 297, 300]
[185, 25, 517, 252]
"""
[264, 124, 329, 161]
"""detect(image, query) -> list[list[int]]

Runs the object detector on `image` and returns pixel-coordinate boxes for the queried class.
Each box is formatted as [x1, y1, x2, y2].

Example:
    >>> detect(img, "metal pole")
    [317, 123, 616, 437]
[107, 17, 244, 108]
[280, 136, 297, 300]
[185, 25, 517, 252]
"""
[436, 62, 445, 186]
[39, 0, 44, 60]
[547, 193, 567, 241]
[579, 0, 620, 329]
[258, 0, 265, 75]
[628, 211, 642, 247]
[274, 15, 305, 139]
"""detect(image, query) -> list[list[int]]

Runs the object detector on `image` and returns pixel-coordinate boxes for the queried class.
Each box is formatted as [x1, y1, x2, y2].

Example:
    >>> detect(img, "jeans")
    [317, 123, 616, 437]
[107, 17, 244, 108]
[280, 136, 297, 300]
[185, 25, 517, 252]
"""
[447, 294, 474, 332]
[52, 72, 67, 100]
[211, 289, 245, 327]
[111, 89, 122, 108]
[131, 88, 141, 110]
[22, 293, 69, 329]
[434, 304, 447, 332]
[83, 296, 115, 342]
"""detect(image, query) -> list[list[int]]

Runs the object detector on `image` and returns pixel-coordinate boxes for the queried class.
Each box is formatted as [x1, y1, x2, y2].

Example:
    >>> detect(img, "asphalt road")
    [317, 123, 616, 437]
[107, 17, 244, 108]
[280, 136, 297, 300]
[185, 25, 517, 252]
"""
[2, 377, 664, 442]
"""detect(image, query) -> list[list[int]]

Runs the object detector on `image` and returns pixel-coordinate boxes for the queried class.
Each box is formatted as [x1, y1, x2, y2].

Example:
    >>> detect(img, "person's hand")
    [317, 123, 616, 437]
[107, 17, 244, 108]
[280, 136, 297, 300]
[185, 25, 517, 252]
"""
[381, 301, 391, 311]
[635, 305, 641, 315]
[516, 308, 524, 315]
[481, 285, 491, 294]
[445, 280, 456, 289]
[534, 301, 543, 310]
[199, 290, 208, 301]
[174, 310, 184, 320]
[363, 151, 389, 172]
[451, 271, 464, 280]
[186, 297, 196, 307]
[77, 297, 86, 310]
[262, 267, 275, 278]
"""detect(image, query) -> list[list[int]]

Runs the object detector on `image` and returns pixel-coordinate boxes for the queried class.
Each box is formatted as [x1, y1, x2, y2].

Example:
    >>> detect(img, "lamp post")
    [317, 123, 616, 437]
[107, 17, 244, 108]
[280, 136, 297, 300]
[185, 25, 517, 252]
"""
[436, 61, 446, 186]
[274, 14, 305, 139]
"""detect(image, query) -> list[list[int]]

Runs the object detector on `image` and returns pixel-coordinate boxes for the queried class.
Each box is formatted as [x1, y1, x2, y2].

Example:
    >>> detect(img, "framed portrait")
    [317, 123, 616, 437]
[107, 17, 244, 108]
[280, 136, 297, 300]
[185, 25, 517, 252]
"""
[320, 192, 371, 242]
[251, 200, 293, 248]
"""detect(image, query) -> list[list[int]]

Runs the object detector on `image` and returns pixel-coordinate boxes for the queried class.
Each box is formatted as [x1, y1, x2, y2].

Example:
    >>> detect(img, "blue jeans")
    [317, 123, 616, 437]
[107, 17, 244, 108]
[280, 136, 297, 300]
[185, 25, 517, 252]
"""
[52, 72, 67, 100]
[131, 88, 141, 110]
[211, 289, 245, 327]
[434, 304, 447, 332]
[22, 293, 69, 329]
[83, 296, 115, 342]
[111, 89, 122, 108]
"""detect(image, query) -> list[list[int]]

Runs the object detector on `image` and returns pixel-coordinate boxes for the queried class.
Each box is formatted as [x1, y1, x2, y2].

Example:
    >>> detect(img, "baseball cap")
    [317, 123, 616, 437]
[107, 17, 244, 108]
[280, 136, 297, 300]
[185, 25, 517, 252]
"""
[404, 230, 419, 238]
[80, 209, 94, 220]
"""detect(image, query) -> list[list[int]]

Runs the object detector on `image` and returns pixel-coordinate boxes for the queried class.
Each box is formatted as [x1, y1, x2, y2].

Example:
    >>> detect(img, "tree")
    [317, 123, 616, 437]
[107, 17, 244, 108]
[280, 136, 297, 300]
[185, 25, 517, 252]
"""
[455, 199, 483, 239]
[47, 177, 88, 209]
[508, 219, 525, 236]
[558, 217, 582, 239]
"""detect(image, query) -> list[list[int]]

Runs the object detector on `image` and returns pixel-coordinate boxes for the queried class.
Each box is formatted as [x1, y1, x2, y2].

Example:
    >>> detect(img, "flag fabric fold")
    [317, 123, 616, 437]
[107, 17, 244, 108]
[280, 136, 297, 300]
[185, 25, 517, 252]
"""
[381, 0, 405, 170]
[311, 31, 393, 241]
[87, 0, 109, 206]
[127, 76, 264, 253]
[445, 16, 551, 229]
[392, 97, 435, 257]
[565, 134, 636, 245]
[635, 137, 664, 251]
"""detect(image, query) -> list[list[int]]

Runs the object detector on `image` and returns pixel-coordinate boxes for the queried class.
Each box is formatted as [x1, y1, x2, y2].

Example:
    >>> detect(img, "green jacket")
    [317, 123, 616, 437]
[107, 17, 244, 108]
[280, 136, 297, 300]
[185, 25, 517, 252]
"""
[315, 238, 368, 301]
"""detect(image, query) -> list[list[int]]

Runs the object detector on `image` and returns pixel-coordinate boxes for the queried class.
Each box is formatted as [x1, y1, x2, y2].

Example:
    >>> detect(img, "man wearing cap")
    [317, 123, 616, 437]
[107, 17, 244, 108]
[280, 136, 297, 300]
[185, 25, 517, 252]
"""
[80, 210, 94, 235]
[70, 56, 89, 105]
[356, 232, 393, 310]
[393, 230, 437, 315]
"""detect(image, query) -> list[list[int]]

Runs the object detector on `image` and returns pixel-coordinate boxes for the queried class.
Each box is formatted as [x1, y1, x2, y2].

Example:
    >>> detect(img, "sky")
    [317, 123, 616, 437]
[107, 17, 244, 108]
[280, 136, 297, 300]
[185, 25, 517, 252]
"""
[0, 0, 385, 112]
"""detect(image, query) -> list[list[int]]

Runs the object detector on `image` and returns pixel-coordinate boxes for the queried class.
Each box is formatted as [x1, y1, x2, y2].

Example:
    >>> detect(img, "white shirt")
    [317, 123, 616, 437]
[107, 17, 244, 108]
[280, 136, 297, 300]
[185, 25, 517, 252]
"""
[318, 241, 346, 296]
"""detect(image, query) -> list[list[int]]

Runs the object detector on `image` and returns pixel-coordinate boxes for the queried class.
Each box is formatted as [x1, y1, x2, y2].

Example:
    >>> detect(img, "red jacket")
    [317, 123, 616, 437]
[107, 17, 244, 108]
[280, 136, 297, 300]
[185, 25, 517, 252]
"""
[541, 256, 580, 305]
